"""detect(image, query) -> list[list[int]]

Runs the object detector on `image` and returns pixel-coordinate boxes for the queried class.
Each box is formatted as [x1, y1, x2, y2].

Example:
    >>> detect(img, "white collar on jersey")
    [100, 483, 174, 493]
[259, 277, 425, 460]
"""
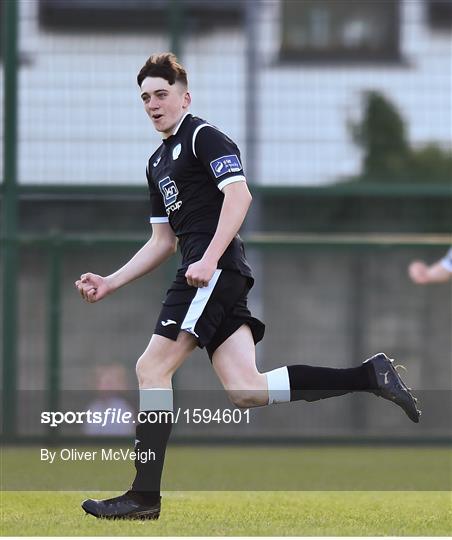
[170, 112, 191, 137]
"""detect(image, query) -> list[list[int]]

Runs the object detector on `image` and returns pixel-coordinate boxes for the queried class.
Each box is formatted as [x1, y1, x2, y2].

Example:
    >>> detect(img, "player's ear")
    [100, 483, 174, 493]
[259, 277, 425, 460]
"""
[183, 91, 191, 109]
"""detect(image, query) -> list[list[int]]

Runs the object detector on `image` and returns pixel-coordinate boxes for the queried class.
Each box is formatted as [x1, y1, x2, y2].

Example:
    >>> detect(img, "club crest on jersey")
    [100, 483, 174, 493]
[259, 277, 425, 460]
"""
[172, 143, 182, 160]
[210, 154, 242, 178]
[159, 176, 179, 206]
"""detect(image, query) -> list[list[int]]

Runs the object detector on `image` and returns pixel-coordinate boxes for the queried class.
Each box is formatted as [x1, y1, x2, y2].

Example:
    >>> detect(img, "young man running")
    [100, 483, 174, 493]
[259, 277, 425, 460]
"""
[76, 53, 420, 520]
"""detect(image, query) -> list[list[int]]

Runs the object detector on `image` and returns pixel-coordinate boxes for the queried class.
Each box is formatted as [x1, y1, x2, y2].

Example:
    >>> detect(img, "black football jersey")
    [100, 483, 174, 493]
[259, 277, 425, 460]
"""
[146, 113, 253, 280]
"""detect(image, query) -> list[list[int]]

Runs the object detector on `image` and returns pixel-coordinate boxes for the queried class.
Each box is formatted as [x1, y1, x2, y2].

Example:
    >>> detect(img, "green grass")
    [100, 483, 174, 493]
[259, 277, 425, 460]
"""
[3, 445, 451, 490]
[2, 490, 451, 536]
[1, 445, 451, 535]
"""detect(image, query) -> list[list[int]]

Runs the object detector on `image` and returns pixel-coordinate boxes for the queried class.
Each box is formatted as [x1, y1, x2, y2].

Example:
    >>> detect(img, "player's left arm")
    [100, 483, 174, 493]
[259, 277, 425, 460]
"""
[185, 181, 252, 287]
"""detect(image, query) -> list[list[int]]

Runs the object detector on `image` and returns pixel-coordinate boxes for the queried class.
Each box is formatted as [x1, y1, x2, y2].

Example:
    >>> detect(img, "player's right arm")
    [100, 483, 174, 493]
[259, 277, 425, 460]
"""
[408, 259, 451, 284]
[75, 222, 176, 303]
[408, 246, 452, 284]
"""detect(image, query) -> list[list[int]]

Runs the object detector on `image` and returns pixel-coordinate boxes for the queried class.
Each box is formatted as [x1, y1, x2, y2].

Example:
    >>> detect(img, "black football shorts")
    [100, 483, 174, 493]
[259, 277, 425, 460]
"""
[154, 268, 265, 359]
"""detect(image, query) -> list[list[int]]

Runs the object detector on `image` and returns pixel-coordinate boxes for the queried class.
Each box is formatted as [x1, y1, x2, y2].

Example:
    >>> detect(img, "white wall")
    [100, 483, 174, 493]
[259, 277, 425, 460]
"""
[257, 0, 452, 185]
[11, 0, 452, 186]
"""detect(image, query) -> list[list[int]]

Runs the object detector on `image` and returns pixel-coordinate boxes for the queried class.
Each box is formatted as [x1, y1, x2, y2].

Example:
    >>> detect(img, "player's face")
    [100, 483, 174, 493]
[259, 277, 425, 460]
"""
[140, 77, 191, 138]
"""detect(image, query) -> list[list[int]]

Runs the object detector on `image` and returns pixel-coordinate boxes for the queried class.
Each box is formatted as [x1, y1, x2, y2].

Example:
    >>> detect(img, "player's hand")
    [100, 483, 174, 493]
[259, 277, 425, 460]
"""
[185, 259, 217, 288]
[74, 272, 112, 303]
[408, 260, 430, 284]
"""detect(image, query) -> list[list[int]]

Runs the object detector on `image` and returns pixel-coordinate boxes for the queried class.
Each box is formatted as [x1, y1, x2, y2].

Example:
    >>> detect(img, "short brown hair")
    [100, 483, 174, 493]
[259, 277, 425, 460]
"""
[137, 52, 188, 88]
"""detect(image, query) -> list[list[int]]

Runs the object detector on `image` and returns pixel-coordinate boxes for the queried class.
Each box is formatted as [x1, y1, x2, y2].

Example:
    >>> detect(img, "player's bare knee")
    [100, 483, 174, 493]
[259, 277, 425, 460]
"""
[135, 354, 174, 388]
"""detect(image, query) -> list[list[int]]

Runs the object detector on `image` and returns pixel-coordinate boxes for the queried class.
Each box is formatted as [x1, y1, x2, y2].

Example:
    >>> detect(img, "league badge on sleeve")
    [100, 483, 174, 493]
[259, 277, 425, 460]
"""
[210, 155, 242, 178]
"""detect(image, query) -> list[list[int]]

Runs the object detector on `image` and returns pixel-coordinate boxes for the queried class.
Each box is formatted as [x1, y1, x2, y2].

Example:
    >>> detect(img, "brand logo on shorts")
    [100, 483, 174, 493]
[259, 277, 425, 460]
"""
[161, 319, 177, 327]
[159, 176, 179, 207]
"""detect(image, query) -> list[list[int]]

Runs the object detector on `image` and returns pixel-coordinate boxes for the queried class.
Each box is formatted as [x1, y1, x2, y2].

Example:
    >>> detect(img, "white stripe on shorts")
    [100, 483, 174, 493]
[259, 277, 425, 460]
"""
[181, 269, 222, 337]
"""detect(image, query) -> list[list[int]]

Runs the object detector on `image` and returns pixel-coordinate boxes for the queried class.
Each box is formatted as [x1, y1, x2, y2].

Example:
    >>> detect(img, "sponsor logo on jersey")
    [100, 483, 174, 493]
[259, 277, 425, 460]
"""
[166, 201, 182, 215]
[153, 155, 162, 167]
[172, 143, 182, 160]
[159, 176, 179, 206]
[210, 154, 242, 178]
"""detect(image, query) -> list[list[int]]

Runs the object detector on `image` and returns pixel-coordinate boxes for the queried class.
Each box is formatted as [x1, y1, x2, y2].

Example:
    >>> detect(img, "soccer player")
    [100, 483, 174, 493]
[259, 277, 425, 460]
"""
[76, 53, 420, 520]
[408, 247, 452, 284]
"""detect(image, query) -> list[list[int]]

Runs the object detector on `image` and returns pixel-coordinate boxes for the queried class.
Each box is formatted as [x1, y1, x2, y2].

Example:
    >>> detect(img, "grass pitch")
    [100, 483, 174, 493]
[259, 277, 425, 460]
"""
[1, 445, 451, 536]
[2, 490, 451, 536]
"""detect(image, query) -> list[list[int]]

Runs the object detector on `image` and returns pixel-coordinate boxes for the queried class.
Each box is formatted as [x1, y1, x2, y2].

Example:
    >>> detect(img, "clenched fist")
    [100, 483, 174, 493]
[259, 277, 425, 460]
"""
[75, 273, 112, 303]
[185, 259, 217, 288]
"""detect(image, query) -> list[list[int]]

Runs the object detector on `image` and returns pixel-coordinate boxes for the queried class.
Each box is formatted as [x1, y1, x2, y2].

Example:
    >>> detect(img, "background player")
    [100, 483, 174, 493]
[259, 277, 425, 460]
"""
[76, 53, 420, 521]
[408, 247, 452, 284]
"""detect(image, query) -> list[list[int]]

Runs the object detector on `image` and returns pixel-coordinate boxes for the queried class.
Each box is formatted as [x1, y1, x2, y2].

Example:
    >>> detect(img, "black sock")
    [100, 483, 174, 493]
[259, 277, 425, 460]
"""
[287, 363, 377, 402]
[130, 410, 172, 505]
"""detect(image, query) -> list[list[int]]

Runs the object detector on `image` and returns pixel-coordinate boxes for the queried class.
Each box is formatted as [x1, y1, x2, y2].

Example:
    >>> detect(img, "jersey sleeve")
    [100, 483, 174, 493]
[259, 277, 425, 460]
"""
[440, 247, 452, 272]
[193, 125, 246, 191]
[146, 165, 168, 224]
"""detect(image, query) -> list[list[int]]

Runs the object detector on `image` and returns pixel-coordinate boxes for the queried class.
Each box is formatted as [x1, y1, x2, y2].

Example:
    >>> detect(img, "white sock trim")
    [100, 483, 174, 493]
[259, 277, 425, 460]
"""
[139, 388, 173, 412]
[266, 367, 290, 404]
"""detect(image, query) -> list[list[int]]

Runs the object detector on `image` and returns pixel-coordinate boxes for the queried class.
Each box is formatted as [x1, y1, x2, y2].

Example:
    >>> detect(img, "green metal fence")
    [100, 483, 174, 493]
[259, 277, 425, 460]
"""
[1, 231, 450, 442]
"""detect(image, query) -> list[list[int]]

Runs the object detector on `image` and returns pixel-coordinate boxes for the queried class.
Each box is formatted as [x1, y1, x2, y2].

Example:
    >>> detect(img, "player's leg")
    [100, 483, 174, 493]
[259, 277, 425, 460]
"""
[136, 330, 197, 388]
[212, 324, 420, 422]
[213, 323, 372, 407]
[82, 330, 197, 520]
[132, 331, 197, 495]
[82, 267, 214, 519]
[212, 324, 267, 408]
